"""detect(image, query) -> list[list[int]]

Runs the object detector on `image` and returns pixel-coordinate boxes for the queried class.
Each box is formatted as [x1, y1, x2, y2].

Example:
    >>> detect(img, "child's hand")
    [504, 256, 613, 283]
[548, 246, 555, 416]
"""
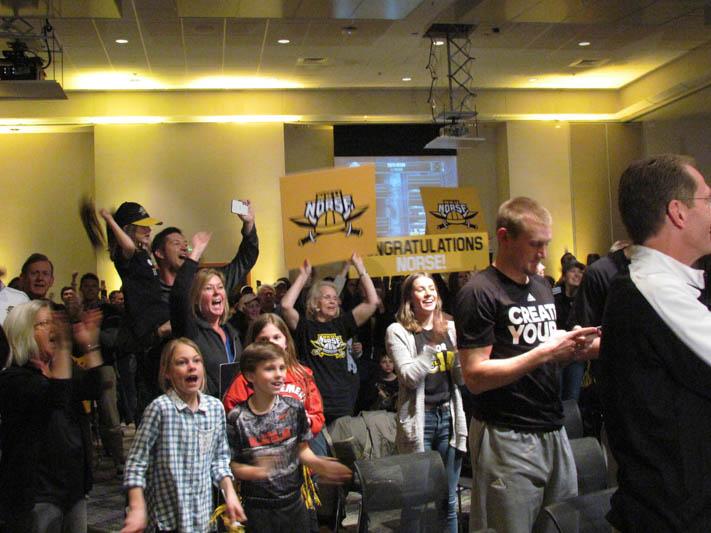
[121, 506, 147, 533]
[224, 492, 247, 524]
[312, 456, 352, 485]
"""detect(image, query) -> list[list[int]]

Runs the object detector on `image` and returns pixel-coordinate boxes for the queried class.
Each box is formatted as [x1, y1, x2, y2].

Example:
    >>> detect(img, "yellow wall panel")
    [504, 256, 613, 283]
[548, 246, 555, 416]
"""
[93, 123, 286, 291]
[0, 132, 96, 296]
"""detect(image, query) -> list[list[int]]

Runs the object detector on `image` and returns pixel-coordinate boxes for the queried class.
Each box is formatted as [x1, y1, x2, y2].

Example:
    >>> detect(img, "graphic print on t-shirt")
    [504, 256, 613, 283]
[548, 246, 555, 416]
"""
[507, 302, 557, 345]
[309, 333, 348, 359]
[428, 341, 455, 373]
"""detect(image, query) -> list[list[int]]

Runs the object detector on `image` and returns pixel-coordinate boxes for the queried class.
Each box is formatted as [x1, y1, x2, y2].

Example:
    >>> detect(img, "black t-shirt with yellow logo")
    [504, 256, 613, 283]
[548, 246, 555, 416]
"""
[295, 312, 359, 423]
[414, 328, 455, 406]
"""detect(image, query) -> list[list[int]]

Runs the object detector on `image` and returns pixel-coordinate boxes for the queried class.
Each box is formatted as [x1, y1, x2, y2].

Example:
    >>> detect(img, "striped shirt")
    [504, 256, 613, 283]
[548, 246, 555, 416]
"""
[124, 390, 233, 532]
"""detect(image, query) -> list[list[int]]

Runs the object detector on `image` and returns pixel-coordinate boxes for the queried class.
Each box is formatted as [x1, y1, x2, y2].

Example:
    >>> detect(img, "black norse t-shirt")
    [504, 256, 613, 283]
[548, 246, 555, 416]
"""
[413, 329, 454, 406]
[295, 312, 359, 423]
[455, 266, 563, 431]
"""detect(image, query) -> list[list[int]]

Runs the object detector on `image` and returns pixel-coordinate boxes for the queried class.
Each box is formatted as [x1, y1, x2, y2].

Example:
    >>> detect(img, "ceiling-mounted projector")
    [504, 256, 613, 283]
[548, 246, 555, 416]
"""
[424, 122, 485, 150]
[0, 39, 43, 80]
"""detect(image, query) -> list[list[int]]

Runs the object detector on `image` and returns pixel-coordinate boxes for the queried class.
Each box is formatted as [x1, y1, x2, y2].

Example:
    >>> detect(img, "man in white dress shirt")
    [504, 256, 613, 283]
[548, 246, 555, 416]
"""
[599, 154, 711, 532]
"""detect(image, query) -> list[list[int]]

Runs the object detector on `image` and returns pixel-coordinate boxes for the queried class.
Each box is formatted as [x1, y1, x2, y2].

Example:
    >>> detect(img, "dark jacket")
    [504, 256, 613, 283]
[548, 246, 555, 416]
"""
[171, 225, 258, 397]
[600, 274, 711, 532]
[0, 364, 101, 518]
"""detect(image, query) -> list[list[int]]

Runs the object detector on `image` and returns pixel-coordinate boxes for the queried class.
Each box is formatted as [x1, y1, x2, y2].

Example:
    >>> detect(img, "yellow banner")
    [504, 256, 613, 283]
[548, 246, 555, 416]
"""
[280, 165, 377, 269]
[420, 186, 488, 234]
[362, 232, 490, 277]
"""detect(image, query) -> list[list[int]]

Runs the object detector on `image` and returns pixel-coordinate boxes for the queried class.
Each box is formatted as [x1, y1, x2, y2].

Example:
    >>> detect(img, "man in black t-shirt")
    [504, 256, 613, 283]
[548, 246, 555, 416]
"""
[455, 197, 598, 533]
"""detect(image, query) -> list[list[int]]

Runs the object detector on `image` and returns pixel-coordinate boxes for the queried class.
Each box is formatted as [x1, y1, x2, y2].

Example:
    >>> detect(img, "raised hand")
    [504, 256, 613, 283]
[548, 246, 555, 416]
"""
[73, 308, 103, 349]
[299, 259, 312, 279]
[188, 231, 212, 262]
[350, 252, 366, 275]
[238, 199, 255, 224]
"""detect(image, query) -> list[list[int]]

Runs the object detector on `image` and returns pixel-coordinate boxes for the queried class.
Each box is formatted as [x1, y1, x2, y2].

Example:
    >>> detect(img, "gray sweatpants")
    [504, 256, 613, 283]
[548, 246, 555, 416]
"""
[468, 419, 577, 533]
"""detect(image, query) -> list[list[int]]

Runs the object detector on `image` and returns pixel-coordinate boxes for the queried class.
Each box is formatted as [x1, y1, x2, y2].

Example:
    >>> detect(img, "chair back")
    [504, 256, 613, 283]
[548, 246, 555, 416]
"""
[563, 399, 584, 439]
[539, 488, 616, 533]
[354, 450, 447, 531]
[571, 437, 608, 495]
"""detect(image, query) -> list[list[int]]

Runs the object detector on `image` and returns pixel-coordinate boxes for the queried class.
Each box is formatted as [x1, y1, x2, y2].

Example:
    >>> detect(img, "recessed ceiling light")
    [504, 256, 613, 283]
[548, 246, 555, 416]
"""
[402, 76, 412, 81]
[277, 39, 290, 44]
[115, 39, 128, 44]
[578, 41, 591, 47]
[434, 40, 445, 46]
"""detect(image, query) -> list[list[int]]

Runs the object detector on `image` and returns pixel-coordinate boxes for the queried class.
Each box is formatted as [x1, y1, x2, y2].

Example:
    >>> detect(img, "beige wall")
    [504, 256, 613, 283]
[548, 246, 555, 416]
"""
[643, 114, 711, 177]
[607, 124, 643, 243]
[284, 124, 334, 174]
[0, 131, 96, 296]
[457, 123, 499, 251]
[569, 124, 611, 259]
[93, 123, 286, 290]
[505, 121, 574, 274]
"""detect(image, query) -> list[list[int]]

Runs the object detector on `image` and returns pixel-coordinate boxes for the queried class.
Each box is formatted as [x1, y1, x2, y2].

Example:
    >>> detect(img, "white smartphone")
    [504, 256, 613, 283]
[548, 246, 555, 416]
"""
[231, 199, 249, 216]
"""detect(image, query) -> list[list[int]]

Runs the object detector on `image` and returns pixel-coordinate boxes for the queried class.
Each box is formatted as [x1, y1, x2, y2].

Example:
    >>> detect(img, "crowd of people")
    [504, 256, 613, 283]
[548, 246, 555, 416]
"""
[0, 153, 710, 532]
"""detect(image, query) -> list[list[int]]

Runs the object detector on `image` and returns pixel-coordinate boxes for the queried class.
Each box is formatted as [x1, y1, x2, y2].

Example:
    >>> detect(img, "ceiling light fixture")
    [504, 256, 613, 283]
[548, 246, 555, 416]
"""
[402, 76, 412, 81]
[277, 39, 290, 44]
[578, 41, 591, 47]
[433, 40, 445, 46]
[529, 77, 538, 82]
[115, 39, 128, 44]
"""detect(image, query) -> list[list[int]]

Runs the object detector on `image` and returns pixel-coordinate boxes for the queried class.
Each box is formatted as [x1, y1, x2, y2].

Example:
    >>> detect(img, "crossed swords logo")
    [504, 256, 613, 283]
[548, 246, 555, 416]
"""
[290, 190, 369, 246]
[429, 199, 478, 229]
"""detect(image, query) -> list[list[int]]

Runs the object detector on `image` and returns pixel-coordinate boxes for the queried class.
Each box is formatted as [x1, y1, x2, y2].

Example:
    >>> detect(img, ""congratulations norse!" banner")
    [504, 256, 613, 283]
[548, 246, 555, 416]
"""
[362, 232, 490, 277]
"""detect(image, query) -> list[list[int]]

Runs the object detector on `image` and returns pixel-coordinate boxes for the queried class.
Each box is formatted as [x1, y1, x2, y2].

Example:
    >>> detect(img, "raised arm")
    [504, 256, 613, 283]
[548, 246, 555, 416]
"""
[350, 253, 378, 327]
[169, 231, 211, 338]
[459, 327, 599, 394]
[100, 208, 136, 260]
[281, 259, 311, 331]
[223, 200, 259, 292]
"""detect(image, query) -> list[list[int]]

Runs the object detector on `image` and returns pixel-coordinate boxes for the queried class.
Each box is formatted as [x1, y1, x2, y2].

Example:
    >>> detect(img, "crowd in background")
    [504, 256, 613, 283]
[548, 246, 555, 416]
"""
[1, 153, 711, 532]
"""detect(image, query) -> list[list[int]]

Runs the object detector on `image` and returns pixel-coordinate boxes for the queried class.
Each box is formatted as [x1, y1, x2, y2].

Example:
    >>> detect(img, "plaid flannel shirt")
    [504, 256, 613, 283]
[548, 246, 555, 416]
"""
[124, 390, 233, 532]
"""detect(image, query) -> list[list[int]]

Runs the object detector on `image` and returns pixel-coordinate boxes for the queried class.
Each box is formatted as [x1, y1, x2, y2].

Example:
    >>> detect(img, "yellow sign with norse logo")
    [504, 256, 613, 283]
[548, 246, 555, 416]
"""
[280, 165, 377, 269]
[361, 232, 490, 277]
[420, 186, 488, 234]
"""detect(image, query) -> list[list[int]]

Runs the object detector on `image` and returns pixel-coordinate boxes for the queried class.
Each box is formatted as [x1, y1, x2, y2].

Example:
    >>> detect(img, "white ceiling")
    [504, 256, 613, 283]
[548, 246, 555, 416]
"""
[1, 0, 710, 92]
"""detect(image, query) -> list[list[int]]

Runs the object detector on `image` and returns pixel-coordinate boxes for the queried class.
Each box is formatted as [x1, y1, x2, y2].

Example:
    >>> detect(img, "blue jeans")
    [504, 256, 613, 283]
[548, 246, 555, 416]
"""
[561, 361, 586, 401]
[401, 404, 462, 532]
[423, 404, 462, 533]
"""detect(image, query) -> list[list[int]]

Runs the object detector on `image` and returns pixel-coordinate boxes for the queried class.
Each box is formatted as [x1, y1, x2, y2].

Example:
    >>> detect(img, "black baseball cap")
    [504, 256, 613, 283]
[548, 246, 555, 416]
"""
[114, 202, 162, 227]
[563, 258, 586, 273]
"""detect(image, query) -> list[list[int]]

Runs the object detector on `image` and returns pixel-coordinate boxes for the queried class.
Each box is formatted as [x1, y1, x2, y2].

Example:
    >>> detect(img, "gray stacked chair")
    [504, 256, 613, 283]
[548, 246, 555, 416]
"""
[570, 437, 608, 495]
[353, 450, 447, 532]
[563, 398, 584, 439]
[539, 487, 616, 533]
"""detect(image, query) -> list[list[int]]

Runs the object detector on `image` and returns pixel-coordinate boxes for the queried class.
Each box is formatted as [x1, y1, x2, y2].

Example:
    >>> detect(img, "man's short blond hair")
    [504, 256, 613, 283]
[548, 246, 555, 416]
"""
[496, 197, 552, 237]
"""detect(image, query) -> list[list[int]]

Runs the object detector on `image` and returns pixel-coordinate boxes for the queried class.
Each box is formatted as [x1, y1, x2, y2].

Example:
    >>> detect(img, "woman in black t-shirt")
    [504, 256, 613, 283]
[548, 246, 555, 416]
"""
[385, 272, 468, 533]
[281, 254, 378, 427]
